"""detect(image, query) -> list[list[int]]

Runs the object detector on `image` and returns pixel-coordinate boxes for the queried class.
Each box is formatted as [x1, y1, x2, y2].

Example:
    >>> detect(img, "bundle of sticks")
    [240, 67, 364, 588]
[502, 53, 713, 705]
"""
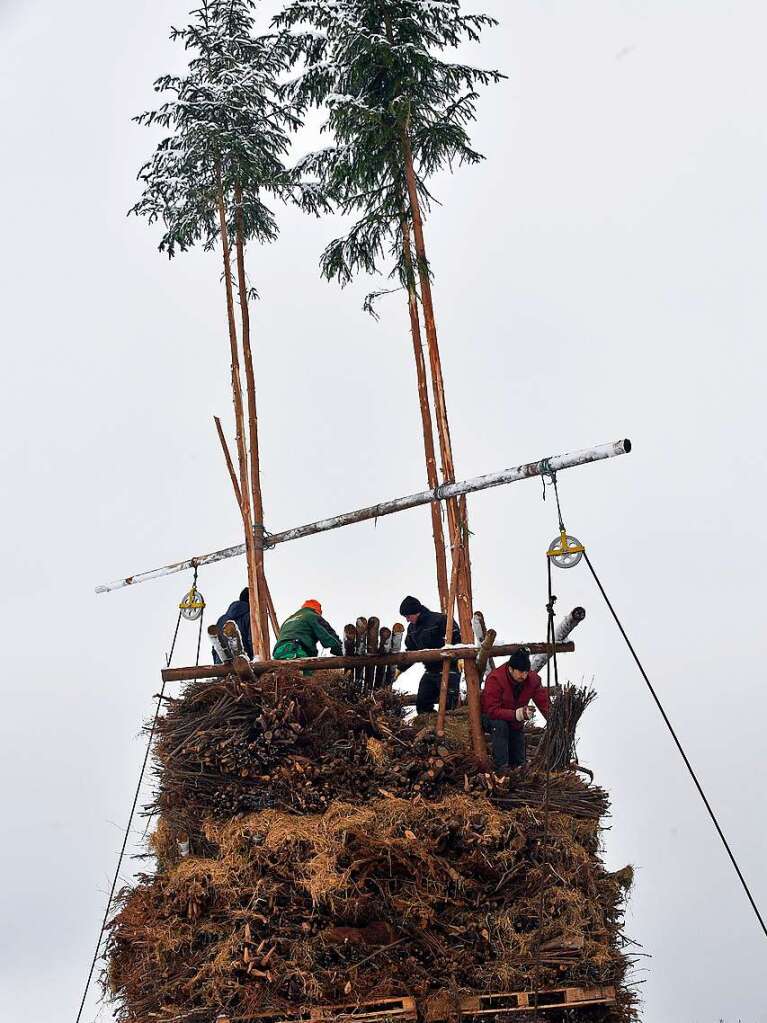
[107, 671, 639, 1023]
[533, 685, 598, 772]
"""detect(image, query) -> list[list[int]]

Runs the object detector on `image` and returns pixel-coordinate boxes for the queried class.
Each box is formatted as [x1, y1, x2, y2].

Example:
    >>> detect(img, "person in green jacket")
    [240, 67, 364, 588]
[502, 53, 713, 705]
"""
[273, 599, 342, 664]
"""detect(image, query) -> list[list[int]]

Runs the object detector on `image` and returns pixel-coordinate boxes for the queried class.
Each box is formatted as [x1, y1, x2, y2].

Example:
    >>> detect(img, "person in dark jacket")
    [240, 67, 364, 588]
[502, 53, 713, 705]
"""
[212, 587, 252, 663]
[273, 599, 342, 662]
[481, 648, 551, 769]
[399, 595, 461, 714]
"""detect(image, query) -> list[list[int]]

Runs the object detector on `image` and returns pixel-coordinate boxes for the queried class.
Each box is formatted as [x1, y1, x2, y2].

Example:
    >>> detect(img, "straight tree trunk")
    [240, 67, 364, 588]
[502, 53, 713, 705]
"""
[436, 549, 459, 735]
[459, 493, 474, 608]
[214, 163, 265, 661]
[401, 215, 448, 612]
[233, 179, 270, 657]
[399, 129, 456, 487]
[396, 122, 485, 762]
[214, 415, 280, 643]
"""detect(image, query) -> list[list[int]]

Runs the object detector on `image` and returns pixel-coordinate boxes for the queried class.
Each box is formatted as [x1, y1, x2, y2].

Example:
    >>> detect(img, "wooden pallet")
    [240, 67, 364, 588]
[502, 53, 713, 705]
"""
[455, 986, 617, 1018]
[216, 987, 616, 1023]
[217, 996, 418, 1023]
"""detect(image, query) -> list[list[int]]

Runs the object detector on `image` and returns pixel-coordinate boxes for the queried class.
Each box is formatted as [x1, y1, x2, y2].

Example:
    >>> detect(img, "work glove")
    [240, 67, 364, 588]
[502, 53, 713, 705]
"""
[515, 705, 536, 723]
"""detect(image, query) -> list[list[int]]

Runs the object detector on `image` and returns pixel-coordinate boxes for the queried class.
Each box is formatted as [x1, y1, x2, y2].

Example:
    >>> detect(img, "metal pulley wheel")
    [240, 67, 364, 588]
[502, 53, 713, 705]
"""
[548, 534, 584, 569]
[179, 586, 206, 621]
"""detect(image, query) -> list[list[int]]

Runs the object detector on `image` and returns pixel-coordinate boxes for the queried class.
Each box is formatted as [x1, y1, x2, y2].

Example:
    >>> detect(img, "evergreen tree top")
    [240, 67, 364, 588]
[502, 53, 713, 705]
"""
[273, 0, 503, 290]
[131, 0, 325, 257]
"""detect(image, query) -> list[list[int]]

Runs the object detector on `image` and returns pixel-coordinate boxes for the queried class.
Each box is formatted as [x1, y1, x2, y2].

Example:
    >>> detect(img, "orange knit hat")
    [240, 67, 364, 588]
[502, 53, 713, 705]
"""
[303, 599, 322, 614]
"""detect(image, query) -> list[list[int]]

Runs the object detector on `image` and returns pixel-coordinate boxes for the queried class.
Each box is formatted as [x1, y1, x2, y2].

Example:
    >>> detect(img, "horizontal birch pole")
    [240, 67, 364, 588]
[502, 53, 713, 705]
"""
[531, 607, 587, 673]
[96, 438, 630, 594]
[160, 641, 576, 683]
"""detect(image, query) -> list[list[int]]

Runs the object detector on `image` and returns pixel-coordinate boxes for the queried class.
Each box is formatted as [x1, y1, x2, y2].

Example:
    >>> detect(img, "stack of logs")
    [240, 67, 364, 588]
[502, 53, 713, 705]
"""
[106, 671, 640, 1023]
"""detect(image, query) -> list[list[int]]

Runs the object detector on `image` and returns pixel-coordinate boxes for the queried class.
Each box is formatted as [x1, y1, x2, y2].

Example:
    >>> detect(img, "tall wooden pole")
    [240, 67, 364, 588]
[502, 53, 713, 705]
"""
[214, 416, 280, 643]
[399, 130, 457, 486]
[436, 549, 459, 735]
[233, 179, 270, 656]
[214, 162, 265, 661]
[459, 493, 474, 608]
[380, 12, 482, 756]
[397, 124, 485, 759]
[401, 214, 448, 612]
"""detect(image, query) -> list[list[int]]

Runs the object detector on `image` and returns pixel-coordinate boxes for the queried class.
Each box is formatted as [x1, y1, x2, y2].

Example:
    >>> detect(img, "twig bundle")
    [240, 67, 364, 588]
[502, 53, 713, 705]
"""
[534, 685, 598, 772]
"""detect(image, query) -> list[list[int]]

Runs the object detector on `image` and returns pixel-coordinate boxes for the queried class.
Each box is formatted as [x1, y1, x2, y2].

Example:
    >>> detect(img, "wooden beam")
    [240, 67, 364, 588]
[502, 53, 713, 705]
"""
[96, 439, 631, 593]
[161, 641, 575, 683]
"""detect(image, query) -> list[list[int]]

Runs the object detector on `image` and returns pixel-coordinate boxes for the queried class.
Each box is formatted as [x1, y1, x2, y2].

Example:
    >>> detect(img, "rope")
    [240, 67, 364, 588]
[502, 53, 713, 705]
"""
[533, 559, 558, 1008]
[252, 522, 275, 551]
[195, 606, 205, 667]
[541, 468, 566, 534]
[166, 610, 183, 670]
[74, 604, 187, 1023]
[583, 549, 767, 940]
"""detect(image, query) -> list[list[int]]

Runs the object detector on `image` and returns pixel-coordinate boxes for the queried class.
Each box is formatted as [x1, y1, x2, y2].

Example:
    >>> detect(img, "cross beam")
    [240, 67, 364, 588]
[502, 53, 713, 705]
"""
[95, 438, 631, 594]
[160, 641, 576, 683]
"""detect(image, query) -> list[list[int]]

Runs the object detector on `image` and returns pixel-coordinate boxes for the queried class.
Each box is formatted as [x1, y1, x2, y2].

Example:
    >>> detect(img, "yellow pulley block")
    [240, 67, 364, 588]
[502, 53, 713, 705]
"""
[547, 529, 585, 569]
[179, 585, 206, 621]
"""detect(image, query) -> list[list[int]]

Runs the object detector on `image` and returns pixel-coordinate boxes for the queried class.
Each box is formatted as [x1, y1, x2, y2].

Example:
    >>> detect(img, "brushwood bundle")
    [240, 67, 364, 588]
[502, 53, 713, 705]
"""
[106, 672, 639, 1023]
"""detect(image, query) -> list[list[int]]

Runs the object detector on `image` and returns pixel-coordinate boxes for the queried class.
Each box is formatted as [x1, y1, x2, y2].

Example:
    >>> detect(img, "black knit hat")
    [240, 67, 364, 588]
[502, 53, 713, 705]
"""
[508, 648, 531, 672]
[399, 595, 423, 616]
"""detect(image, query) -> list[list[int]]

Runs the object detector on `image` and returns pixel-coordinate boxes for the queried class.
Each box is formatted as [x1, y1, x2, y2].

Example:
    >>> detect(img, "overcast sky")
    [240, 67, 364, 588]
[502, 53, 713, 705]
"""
[1, 1, 765, 1020]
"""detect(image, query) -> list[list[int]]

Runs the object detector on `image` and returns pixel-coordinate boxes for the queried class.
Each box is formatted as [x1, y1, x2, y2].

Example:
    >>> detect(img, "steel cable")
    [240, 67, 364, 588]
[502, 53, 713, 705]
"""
[533, 558, 559, 1009]
[74, 609, 185, 1023]
[583, 549, 767, 940]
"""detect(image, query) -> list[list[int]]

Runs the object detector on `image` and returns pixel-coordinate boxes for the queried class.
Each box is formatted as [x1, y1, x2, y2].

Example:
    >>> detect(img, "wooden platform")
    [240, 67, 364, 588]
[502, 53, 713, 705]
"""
[216, 996, 418, 1023]
[454, 986, 617, 1017]
[216, 986, 617, 1023]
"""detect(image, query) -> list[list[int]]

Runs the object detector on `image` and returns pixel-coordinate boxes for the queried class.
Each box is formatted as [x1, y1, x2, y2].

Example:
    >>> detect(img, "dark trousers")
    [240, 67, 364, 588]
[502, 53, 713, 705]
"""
[416, 671, 460, 714]
[487, 719, 526, 770]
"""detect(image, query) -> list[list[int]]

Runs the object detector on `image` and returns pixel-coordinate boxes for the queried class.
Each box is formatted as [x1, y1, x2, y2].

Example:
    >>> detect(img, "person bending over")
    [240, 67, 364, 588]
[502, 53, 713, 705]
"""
[273, 599, 342, 662]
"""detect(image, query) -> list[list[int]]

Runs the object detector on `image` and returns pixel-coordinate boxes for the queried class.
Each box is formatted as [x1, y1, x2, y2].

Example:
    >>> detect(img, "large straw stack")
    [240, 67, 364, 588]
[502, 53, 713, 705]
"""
[106, 672, 639, 1022]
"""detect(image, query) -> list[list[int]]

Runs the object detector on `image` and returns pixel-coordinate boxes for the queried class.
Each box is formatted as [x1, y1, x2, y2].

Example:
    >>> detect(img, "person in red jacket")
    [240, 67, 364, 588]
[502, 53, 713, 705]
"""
[481, 648, 551, 769]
